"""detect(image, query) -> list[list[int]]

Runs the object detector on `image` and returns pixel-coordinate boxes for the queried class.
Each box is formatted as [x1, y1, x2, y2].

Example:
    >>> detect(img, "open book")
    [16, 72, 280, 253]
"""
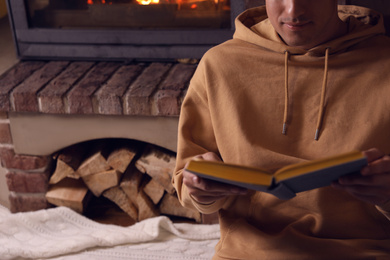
[186, 151, 367, 200]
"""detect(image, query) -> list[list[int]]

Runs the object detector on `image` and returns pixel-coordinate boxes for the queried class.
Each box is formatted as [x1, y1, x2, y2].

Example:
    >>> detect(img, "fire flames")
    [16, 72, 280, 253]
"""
[136, 0, 160, 5]
[86, 0, 228, 9]
[87, 0, 160, 5]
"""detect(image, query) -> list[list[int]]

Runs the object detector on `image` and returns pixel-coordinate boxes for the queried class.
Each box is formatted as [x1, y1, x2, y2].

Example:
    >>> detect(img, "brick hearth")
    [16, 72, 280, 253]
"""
[0, 60, 196, 213]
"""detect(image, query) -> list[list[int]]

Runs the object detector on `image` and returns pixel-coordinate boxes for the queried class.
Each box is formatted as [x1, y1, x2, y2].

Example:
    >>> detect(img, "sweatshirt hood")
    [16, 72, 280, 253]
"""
[233, 5, 386, 56]
[233, 5, 386, 140]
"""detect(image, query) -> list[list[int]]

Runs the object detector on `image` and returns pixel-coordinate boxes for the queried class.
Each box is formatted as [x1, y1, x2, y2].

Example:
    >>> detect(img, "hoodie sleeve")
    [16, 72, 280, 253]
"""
[172, 59, 231, 214]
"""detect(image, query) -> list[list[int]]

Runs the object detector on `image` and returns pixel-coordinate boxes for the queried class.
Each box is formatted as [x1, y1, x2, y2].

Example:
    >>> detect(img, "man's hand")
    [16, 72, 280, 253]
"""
[183, 152, 247, 205]
[332, 148, 390, 207]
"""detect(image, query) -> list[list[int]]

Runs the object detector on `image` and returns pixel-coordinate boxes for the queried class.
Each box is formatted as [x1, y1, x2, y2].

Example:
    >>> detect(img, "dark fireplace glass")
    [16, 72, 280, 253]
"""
[26, 0, 231, 29]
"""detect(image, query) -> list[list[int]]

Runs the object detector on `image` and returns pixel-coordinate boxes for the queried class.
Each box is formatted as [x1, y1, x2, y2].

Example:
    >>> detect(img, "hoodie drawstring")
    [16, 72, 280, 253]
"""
[315, 47, 330, 140]
[282, 48, 330, 141]
[282, 50, 289, 135]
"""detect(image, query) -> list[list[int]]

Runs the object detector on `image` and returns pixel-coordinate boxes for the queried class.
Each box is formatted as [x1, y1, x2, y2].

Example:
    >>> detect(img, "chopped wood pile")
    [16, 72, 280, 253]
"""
[46, 140, 202, 223]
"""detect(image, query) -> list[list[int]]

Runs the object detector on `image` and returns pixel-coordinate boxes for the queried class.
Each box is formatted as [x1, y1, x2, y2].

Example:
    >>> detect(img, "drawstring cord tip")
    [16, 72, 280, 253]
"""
[314, 129, 320, 141]
[282, 123, 287, 135]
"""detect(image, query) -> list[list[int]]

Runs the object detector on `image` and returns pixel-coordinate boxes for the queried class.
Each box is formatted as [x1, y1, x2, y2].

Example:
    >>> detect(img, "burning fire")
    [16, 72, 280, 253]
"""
[86, 0, 227, 9]
[136, 0, 159, 5]
[87, 0, 112, 4]
[87, 0, 160, 5]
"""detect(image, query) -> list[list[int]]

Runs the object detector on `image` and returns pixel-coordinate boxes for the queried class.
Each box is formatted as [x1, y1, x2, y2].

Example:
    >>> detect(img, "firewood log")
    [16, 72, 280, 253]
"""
[135, 145, 176, 194]
[49, 144, 88, 184]
[82, 169, 122, 197]
[46, 178, 91, 214]
[103, 186, 138, 221]
[49, 159, 78, 184]
[143, 178, 165, 205]
[106, 146, 137, 173]
[76, 150, 111, 177]
[119, 165, 144, 205]
[137, 190, 159, 221]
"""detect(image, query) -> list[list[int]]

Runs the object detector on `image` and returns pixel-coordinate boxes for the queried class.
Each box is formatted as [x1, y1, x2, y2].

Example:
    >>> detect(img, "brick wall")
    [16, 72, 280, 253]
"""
[0, 112, 53, 212]
[0, 60, 194, 213]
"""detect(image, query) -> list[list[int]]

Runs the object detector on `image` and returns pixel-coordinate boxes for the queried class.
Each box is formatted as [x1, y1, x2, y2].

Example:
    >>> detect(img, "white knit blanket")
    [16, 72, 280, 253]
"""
[0, 204, 219, 260]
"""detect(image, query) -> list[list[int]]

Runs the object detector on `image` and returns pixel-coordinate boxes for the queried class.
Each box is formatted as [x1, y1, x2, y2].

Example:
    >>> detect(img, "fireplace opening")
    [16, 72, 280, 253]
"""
[7, 0, 244, 60]
[45, 137, 205, 226]
[27, 0, 231, 29]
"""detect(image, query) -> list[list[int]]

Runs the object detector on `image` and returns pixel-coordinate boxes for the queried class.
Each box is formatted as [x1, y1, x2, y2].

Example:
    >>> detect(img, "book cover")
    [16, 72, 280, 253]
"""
[186, 151, 367, 200]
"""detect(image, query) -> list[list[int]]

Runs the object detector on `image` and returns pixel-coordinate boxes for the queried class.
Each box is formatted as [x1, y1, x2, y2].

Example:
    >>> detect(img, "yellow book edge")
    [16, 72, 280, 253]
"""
[186, 159, 272, 186]
[273, 150, 365, 182]
[186, 150, 366, 188]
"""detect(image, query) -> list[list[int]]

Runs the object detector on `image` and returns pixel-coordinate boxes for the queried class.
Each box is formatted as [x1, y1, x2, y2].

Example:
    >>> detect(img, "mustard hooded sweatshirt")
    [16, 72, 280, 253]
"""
[173, 5, 390, 259]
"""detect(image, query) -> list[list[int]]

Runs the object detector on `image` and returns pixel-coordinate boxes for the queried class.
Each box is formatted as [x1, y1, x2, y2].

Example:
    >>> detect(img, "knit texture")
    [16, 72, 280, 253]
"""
[0, 204, 219, 260]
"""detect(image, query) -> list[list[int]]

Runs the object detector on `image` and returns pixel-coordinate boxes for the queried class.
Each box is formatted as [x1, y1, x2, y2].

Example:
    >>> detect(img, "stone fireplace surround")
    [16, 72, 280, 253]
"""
[0, 59, 195, 213]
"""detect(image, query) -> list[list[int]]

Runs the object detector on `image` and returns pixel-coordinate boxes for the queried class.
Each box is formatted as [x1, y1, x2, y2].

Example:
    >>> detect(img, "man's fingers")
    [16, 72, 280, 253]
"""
[183, 152, 247, 205]
[363, 148, 385, 163]
[338, 173, 390, 186]
[202, 152, 223, 162]
[191, 174, 247, 194]
[362, 156, 390, 176]
[183, 166, 247, 193]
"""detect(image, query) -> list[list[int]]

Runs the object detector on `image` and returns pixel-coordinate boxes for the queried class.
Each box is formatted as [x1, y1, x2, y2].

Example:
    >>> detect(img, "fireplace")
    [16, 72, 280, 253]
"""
[1, 0, 252, 225]
[2, 0, 389, 224]
[0, 60, 198, 224]
[6, 0, 245, 60]
[6, 0, 389, 63]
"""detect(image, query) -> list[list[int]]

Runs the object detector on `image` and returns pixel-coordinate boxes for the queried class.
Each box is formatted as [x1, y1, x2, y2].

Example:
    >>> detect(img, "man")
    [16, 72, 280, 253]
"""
[173, 0, 390, 259]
